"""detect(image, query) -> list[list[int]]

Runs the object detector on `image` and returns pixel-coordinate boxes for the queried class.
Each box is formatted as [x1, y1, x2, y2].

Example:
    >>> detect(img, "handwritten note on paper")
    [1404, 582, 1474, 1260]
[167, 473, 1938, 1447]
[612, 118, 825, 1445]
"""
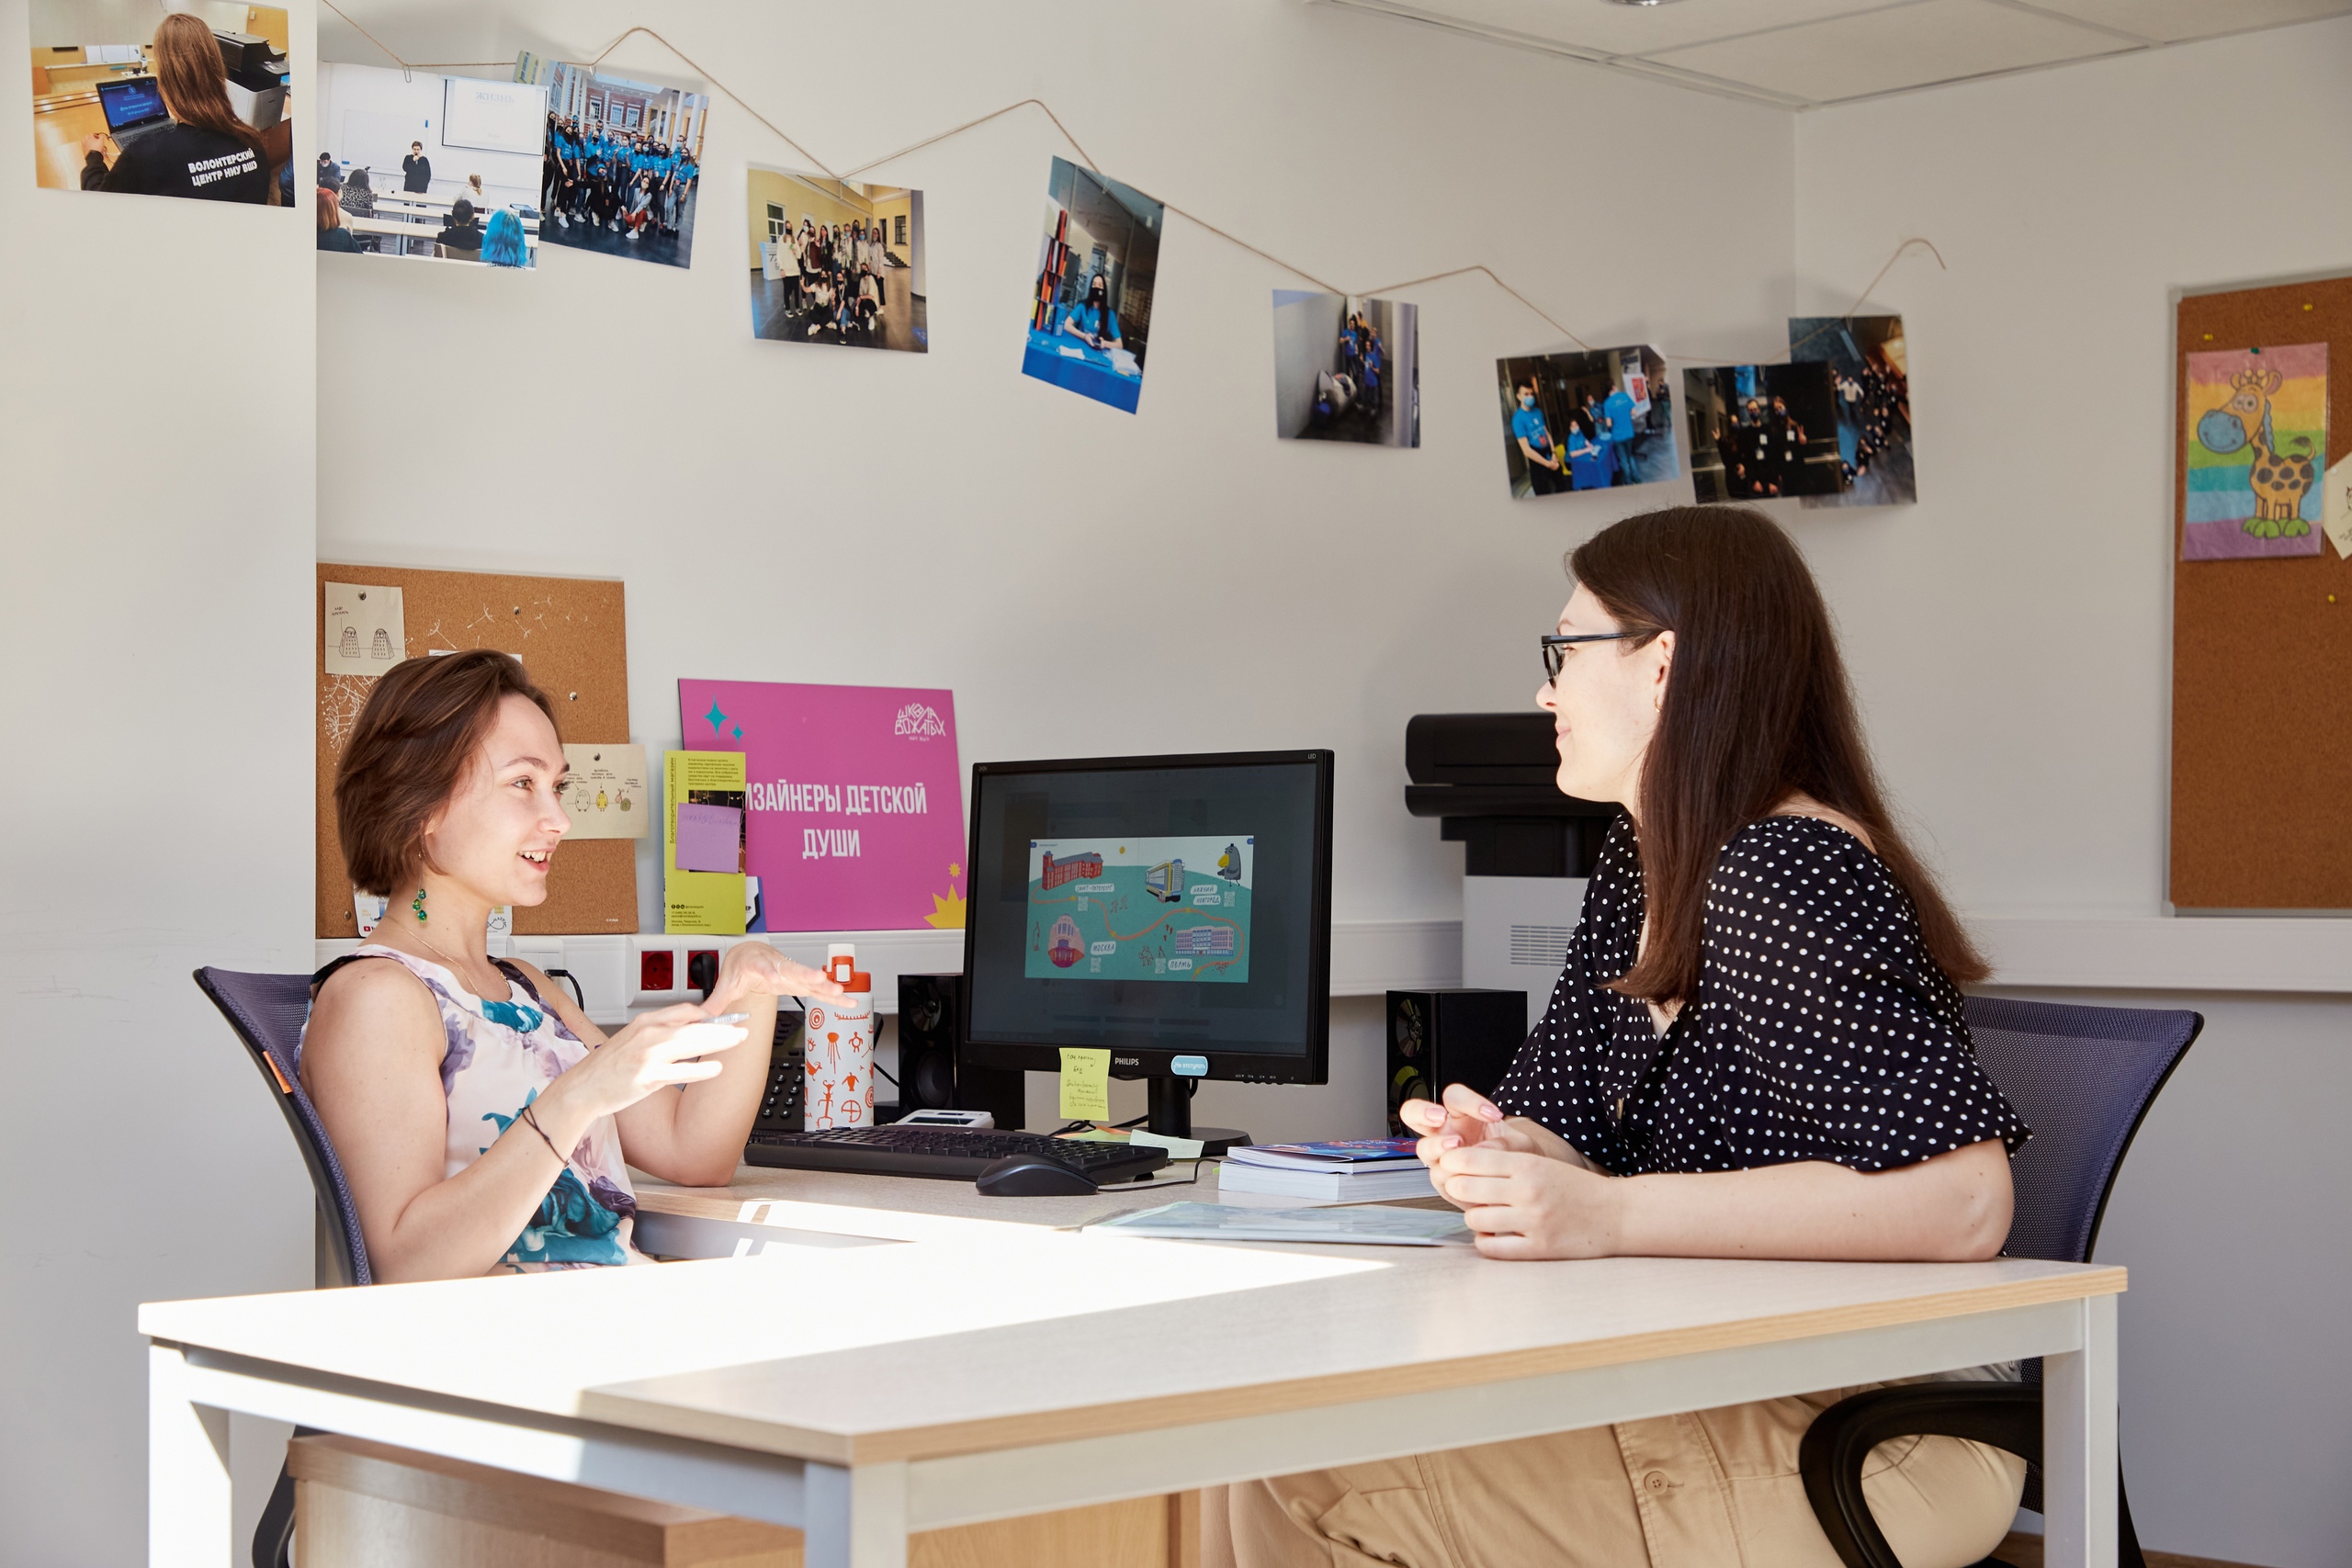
[322, 582, 405, 676]
[1058, 1047, 1111, 1122]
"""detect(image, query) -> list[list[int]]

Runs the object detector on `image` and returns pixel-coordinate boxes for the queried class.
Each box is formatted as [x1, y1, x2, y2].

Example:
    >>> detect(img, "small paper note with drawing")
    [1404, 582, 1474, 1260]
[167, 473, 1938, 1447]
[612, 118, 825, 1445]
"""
[561, 744, 647, 840]
[322, 582, 405, 675]
[1059, 1047, 1111, 1122]
[664, 750, 747, 935]
[2325, 453, 2352, 560]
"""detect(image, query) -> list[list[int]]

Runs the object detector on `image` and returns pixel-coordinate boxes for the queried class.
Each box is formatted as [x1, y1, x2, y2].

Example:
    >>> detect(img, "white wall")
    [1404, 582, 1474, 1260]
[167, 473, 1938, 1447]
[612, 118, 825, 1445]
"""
[0, 0, 319, 1561]
[315, 3, 1793, 1134]
[1797, 20, 2352, 1565]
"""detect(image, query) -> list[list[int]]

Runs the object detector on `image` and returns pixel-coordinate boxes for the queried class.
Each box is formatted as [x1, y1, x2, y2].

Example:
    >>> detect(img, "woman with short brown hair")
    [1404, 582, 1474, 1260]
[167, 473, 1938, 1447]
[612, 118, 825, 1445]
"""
[1218, 508, 2031, 1568]
[302, 650, 843, 1281]
[80, 12, 277, 203]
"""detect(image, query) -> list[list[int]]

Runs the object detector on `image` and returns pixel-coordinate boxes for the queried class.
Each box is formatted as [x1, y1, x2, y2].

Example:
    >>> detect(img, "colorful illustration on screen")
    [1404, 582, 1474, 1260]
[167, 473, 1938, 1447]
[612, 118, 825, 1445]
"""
[1023, 837, 1253, 983]
[2182, 344, 2327, 560]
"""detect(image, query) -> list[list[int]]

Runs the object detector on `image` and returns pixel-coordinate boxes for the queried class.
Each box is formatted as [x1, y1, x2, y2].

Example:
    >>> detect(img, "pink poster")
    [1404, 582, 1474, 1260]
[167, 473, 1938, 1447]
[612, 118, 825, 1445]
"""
[676, 681, 966, 932]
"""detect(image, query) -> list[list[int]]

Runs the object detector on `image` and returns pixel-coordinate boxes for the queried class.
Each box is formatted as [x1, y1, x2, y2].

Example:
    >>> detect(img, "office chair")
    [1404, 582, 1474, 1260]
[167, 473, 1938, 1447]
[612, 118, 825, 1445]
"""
[194, 967, 373, 1568]
[1799, 995, 2202, 1568]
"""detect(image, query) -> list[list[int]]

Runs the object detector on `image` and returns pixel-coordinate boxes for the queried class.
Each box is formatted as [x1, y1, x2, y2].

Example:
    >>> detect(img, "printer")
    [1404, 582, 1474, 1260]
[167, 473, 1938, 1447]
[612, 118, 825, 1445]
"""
[1405, 713, 1619, 1015]
[214, 29, 287, 130]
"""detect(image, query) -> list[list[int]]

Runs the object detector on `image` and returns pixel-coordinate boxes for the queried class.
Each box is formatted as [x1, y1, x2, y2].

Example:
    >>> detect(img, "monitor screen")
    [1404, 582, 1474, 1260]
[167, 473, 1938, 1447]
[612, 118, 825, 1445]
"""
[98, 76, 166, 131]
[962, 751, 1331, 1080]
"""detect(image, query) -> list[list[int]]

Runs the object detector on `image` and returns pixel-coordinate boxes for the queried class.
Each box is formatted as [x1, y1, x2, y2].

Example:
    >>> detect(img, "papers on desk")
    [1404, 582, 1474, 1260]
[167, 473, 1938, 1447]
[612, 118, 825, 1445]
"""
[1090, 1201, 1473, 1247]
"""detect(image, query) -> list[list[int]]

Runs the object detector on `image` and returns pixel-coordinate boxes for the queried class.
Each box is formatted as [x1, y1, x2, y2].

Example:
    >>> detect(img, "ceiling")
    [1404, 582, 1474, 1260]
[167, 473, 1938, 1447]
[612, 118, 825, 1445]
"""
[1313, 0, 2352, 107]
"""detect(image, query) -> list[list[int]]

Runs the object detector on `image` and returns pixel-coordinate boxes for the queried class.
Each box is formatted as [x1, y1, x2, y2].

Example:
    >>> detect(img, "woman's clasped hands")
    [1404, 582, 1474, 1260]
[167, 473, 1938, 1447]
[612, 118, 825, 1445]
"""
[1398, 1084, 1621, 1260]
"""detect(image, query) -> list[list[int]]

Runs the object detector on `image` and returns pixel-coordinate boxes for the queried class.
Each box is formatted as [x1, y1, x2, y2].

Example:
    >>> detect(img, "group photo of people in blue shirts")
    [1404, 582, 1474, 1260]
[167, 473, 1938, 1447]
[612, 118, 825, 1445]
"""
[1496, 345, 1679, 498]
[537, 74, 706, 270]
[1272, 292, 1421, 448]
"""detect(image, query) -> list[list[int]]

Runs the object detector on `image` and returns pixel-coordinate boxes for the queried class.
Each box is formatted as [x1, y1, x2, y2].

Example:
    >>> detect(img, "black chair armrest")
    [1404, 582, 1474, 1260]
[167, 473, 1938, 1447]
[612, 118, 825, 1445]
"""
[1798, 1382, 2143, 1568]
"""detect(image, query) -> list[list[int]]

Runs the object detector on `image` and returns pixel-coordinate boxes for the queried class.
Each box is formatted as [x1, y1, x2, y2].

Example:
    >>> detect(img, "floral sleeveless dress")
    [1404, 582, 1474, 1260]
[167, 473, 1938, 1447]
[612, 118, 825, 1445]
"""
[331, 944, 650, 1271]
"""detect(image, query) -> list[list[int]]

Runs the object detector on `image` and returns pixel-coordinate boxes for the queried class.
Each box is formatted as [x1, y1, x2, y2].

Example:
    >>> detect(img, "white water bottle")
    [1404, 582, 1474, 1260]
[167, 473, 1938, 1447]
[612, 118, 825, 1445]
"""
[803, 943, 875, 1129]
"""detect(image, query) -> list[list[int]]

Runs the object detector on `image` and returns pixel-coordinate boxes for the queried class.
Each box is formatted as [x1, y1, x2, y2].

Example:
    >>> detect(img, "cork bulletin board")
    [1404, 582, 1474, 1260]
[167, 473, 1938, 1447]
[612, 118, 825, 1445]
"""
[2171, 273, 2352, 908]
[316, 564, 638, 938]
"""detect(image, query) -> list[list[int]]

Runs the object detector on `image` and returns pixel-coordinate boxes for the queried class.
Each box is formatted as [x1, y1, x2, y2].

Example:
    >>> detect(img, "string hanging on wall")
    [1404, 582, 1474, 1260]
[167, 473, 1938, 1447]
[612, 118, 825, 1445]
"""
[315, 4, 1942, 365]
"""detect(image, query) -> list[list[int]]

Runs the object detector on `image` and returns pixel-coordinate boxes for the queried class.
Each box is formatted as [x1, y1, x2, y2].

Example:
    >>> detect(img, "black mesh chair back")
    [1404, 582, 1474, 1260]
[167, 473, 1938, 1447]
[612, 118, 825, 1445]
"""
[1802, 995, 2201, 1566]
[193, 967, 372, 1288]
[1962, 995, 2200, 1266]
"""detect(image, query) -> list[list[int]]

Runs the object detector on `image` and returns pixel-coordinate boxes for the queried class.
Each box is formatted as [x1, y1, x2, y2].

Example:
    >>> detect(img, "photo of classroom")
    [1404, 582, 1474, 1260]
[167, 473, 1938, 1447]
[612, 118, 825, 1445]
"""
[30, 4, 288, 202]
[1272, 292, 1419, 447]
[313, 63, 545, 266]
[1789, 314, 1917, 506]
[747, 168, 926, 353]
[535, 62, 706, 269]
[1023, 156, 1161, 414]
[1494, 344, 1678, 497]
[1684, 362, 1847, 502]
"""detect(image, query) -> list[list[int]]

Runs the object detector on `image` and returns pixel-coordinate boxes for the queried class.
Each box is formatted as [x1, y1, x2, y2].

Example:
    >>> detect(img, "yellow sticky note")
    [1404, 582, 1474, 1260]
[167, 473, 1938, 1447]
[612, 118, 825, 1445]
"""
[1058, 1047, 1111, 1122]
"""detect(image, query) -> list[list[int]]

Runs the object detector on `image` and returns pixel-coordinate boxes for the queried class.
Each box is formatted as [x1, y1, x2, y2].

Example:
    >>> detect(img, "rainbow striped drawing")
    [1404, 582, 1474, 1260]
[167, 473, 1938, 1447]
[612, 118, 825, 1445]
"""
[2182, 343, 2327, 560]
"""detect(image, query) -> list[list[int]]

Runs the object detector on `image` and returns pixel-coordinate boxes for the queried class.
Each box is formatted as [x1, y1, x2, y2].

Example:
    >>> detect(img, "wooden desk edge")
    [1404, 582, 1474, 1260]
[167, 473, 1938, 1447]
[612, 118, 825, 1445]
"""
[579, 1265, 2126, 1466]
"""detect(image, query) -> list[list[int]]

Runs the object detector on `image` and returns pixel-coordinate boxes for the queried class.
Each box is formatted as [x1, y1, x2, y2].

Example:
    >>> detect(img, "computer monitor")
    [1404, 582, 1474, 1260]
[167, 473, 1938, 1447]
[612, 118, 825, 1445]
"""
[960, 750, 1333, 1152]
[97, 75, 168, 134]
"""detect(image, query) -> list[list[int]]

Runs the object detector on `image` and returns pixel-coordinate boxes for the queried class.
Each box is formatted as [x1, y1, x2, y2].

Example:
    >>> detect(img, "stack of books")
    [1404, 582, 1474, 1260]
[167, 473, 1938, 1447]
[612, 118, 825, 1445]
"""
[1216, 1137, 1436, 1201]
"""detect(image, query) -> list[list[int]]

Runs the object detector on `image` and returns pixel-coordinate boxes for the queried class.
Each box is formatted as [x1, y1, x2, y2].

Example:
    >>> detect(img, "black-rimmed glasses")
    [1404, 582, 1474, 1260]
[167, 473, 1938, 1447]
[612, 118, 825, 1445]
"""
[1542, 631, 1642, 682]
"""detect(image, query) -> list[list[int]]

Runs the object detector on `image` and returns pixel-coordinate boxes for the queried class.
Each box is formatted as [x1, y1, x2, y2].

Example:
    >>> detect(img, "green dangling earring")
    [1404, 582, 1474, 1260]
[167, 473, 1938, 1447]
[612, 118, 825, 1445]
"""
[412, 886, 429, 924]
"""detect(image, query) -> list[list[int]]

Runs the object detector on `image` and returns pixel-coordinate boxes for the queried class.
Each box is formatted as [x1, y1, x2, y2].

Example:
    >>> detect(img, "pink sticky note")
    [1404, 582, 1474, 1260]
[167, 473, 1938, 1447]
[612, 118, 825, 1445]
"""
[675, 803, 742, 874]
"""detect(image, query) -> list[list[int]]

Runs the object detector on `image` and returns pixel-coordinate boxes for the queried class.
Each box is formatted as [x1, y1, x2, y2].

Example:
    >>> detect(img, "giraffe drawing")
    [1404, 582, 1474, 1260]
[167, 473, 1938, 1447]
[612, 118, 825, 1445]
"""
[2219, 367, 2318, 537]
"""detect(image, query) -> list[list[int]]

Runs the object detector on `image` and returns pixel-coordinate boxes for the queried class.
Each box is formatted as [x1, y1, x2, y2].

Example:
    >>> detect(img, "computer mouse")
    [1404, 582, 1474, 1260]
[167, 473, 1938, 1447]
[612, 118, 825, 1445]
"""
[974, 1154, 1102, 1197]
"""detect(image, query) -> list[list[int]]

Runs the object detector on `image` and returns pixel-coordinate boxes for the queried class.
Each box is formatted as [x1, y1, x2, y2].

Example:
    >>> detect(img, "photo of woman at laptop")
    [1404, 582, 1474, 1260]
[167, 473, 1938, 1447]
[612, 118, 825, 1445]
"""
[30, 8, 288, 201]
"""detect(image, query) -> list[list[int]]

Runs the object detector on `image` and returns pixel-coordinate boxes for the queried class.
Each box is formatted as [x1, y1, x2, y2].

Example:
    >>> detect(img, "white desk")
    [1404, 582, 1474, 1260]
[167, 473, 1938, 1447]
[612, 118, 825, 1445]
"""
[145, 1171, 2123, 1568]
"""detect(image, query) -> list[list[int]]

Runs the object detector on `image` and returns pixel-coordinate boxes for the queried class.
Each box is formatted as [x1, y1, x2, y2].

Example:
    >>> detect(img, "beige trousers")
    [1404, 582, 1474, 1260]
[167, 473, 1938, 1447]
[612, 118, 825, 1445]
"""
[1205, 1385, 2026, 1568]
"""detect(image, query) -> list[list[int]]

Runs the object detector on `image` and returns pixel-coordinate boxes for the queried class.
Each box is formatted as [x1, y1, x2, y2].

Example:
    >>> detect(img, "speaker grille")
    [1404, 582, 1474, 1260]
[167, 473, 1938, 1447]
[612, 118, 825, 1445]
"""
[1508, 924, 1573, 967]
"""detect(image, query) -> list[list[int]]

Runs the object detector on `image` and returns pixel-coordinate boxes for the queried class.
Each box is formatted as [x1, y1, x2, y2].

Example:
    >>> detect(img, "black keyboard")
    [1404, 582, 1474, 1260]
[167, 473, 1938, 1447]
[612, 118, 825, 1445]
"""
[744, 1125, 1169, 1185]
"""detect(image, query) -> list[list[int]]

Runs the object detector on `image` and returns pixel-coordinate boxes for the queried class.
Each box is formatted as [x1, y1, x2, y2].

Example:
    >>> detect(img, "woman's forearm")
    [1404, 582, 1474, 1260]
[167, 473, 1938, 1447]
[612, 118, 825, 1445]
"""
[1605, 1140, 2012, 1262]
[613, 993, 773, 1186]
[368, 1129, 569, 1281]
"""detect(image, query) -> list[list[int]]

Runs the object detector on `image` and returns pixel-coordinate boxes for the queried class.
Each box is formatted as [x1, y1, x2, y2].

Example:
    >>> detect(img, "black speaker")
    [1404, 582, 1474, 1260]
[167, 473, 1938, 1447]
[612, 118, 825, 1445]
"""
[898, 974, 1026, 1131]
[1385, 988, 1529, 1135]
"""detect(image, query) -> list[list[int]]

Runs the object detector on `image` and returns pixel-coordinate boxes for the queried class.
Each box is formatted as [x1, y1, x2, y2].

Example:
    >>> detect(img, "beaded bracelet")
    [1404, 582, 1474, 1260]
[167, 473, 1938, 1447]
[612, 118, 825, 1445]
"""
[516, 1104, 564, 1165]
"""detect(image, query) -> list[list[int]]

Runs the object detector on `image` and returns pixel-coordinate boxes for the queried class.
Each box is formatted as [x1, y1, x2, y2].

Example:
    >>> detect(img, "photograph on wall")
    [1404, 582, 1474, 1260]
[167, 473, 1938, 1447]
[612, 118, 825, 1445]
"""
[747, 167, 927, 353]
[2180, 343, 2327, 560]
[1788, 315, 1916, 507]
[1683, 363, 1845, 503]
[313, 63, 544, 266]
[1494, 345, 1678, 498]
[1025, 838, 1252, 984]
[527, 59, 706, 269]
[31, 4, 288, 202]
[1271, 292, 1419, 447]
[1023, 157, 1163, 414]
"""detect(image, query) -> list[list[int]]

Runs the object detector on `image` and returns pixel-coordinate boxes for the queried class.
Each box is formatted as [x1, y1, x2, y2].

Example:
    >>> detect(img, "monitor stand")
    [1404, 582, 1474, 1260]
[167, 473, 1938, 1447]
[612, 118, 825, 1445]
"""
[1147, 1076, 1249, 1156]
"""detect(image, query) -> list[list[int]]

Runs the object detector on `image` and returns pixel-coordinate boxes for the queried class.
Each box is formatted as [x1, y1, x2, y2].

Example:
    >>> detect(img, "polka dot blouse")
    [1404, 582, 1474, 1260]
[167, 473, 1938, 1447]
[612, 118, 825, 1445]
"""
[1492, 814, 2030, 1176]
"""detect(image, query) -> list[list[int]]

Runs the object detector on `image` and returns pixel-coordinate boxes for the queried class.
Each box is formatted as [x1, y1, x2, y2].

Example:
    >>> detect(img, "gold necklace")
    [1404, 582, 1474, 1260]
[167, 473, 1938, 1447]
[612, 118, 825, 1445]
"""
[402, 918, 497, 992]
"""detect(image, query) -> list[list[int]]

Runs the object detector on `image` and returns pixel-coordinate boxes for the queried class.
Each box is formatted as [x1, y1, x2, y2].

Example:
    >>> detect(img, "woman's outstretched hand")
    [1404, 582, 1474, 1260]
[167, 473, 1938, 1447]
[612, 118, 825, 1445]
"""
[706, 942, 849, 1013]
[539, 1005, 754, 1132]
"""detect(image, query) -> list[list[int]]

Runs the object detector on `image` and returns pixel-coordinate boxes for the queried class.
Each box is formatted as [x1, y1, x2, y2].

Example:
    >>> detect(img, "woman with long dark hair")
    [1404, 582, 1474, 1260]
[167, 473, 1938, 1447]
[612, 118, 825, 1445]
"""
[80, 12, 277, 203]
[1218, 507, 2031, 1568]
